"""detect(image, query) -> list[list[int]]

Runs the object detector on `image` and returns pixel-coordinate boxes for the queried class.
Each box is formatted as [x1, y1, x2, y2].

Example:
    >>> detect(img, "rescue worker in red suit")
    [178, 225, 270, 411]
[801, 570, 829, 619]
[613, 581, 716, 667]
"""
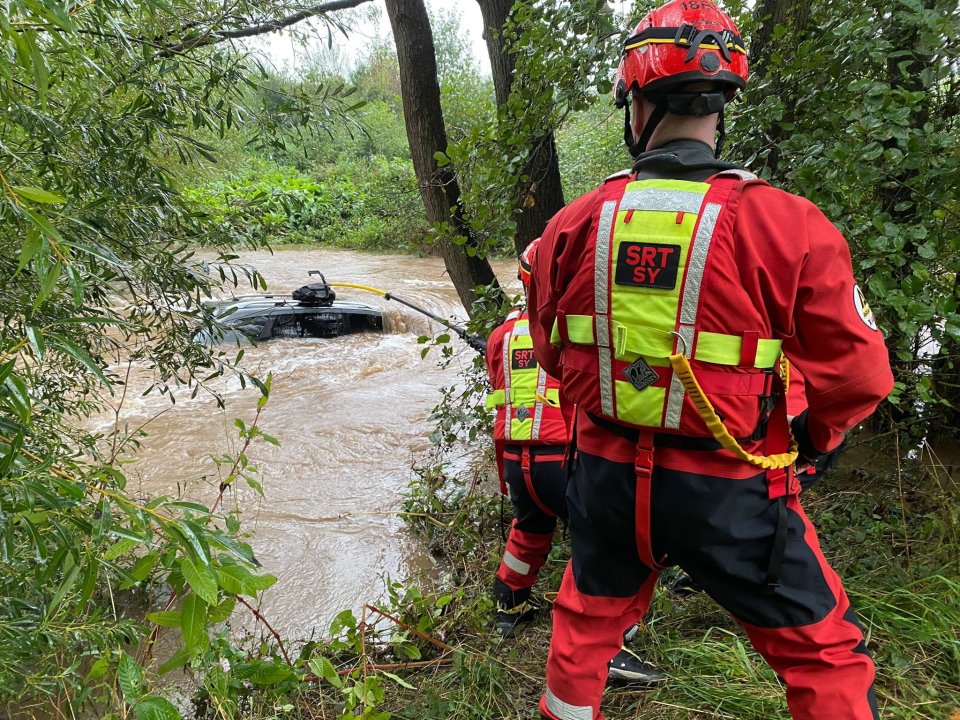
[487, 241, 664, 684]
[527, 2, 895, 719]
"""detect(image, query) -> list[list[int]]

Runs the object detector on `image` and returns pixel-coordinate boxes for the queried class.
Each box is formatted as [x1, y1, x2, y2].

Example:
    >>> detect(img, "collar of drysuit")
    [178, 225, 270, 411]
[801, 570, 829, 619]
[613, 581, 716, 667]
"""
[631, 139, 741, 182]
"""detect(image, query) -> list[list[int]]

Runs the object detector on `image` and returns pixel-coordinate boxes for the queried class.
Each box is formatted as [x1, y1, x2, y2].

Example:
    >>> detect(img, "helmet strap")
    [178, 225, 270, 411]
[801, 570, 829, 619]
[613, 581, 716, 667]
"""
[627, 104, 667, 158]
[715, 106, 727, 158]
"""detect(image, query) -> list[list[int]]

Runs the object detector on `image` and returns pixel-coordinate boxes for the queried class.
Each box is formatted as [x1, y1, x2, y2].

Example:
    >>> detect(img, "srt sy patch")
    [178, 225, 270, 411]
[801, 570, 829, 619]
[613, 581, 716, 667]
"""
[615, 242, 681, 289]
[511, 348, 539, 370]
[623, 357, 660, 391]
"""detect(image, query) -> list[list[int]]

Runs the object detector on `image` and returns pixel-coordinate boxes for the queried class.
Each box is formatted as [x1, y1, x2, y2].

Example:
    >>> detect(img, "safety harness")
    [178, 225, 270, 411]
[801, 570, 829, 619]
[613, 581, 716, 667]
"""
[553, 170, 798, 585]
[487, 312, 566, 506]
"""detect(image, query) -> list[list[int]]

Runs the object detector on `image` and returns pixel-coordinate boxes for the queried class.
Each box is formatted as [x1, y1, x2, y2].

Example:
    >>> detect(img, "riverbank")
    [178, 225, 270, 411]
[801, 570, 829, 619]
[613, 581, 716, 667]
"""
[237, 434, 959, 720]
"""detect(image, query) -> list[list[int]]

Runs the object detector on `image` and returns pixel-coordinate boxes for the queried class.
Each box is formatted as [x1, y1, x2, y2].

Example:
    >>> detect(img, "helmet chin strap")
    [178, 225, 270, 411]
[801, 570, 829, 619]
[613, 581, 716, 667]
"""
[623, 101, 668, 159]
[622, 97, 728, 159]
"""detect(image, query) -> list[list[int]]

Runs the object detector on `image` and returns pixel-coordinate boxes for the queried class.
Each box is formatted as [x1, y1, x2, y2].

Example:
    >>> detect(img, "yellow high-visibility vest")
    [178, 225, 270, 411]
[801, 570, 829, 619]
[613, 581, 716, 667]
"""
[486, 317, 561, 441]
[551, 175, 782, 430]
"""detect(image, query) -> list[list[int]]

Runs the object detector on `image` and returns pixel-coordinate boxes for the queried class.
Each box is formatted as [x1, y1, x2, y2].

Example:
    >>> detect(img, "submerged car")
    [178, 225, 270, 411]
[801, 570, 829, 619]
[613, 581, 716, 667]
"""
[197, 274, 383, 344]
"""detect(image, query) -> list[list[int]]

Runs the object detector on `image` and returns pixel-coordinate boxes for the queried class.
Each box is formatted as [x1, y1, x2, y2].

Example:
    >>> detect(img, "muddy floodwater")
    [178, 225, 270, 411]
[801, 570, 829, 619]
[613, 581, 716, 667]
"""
[95, 248, 517, 639]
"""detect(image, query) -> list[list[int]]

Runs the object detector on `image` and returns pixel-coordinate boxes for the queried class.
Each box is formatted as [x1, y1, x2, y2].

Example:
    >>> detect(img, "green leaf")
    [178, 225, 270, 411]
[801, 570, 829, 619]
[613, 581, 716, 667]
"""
[216, 560, 276, 597]
[381, 671, 415, 689]
[179, 593, 208, 652]
[117, 652, 144, 701]
[16, 228, 42, 273]
[11, 186, 66, 204]
[157, 646, 194, 675]
[181, 556, 218, 605]
[48, 335, 110, 386]
[25, 326, 44, 361]
[245, 659, 294, 686]
[308, 656, 343, 687]
[146, 611, 182, 628]
[206, 595, 236, 624]
[133, 696, 182, 720]
[129, 551, 159, 583]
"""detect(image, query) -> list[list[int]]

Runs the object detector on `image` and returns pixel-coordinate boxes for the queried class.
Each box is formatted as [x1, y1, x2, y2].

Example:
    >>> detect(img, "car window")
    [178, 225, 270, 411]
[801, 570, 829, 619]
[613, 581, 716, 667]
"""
[270, 313, 302, 338]
[301, 311, 343, 338]
[231, 314, 270, 342]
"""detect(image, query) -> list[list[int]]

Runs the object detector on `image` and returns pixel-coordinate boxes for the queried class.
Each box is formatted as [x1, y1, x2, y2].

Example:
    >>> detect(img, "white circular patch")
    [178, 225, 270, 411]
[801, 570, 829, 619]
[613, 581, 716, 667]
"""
[853, 285, 878, 331]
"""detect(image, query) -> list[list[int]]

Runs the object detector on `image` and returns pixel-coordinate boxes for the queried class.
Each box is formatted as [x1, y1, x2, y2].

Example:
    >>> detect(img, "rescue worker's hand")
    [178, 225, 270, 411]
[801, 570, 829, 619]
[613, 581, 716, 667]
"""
[790, 409, 823, 465]
[797, 436, 849, 491]
[791, 410, 848, 489]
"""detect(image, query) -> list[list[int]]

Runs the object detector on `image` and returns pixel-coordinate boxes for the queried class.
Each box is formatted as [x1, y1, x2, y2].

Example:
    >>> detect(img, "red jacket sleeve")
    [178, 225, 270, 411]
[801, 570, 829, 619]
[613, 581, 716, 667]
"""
[529, 189, 601, 377]
[485, 321, 508, 390]
[736, 187, 894, 452]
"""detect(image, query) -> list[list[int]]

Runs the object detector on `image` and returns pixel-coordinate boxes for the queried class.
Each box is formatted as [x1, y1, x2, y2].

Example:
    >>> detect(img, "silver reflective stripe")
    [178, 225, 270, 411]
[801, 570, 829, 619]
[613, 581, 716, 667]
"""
[679, 203, 721, 324]
[664, 324, 696, 429]
[502, 325, 513, 441]
[604, 168, 632, 181]
[595, 201, 617, 416]
[544, 688, 594, 720]
[664, 202, 723, 430]
[510, 323, 531, 336]
[719, 169, 758, 180]
[531, 367, 548, 440]
[620, 188, 705, 214]
[503, 550, 530, 575]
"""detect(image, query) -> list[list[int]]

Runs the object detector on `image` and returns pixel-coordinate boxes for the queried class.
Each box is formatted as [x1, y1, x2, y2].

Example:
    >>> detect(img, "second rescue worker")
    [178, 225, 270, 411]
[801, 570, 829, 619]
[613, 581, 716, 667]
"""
[528, 1, 894, 719]
[486, 240, 663, 684]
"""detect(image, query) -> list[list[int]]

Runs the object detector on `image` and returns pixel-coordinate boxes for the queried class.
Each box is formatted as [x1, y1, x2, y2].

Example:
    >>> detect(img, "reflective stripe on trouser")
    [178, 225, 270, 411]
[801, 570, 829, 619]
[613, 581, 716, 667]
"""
[496, 450, 567, 592]
[496, 521, 554, 591]
[541, 451, 879, 720]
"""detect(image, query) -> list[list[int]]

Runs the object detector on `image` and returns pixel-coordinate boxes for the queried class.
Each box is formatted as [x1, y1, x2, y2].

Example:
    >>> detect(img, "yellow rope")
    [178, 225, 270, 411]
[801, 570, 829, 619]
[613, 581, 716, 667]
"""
[668, 354, 798, 469]
[327, 282, 389, 296]
[534, 392, 559, 408]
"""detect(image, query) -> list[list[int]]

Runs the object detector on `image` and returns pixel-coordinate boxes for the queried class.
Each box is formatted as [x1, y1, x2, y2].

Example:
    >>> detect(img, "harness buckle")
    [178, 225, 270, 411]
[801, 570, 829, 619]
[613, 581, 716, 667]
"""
[669, 330, 689, 356]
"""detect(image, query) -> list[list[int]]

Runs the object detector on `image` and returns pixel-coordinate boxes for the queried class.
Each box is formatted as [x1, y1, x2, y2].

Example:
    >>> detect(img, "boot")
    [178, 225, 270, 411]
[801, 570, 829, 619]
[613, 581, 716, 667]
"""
[668, 570, 702, 598]
[493, 578, 539, 638]
[607, 646, 666, 685]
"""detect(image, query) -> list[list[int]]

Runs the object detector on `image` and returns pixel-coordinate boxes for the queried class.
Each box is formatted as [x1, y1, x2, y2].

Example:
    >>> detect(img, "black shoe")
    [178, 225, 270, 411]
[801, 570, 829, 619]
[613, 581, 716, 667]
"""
[607, 646, 666, 685]
[494, 598, 539, 637]
[669, 571, 702, 598]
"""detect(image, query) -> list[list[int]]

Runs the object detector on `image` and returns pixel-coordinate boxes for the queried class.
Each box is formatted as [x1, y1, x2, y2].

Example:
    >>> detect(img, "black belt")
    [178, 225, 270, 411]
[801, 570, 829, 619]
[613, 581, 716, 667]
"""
[503, 443, 567, 457]
[584, 412, 767, 451]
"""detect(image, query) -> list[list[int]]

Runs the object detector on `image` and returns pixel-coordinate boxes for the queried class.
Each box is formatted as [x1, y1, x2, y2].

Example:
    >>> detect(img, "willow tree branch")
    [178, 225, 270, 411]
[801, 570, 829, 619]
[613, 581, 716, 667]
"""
[159, 0, 373, 57]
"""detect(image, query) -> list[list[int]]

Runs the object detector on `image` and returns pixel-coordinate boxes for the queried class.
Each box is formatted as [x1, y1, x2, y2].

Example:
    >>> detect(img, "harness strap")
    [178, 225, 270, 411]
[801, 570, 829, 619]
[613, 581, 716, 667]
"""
[668, 353, 798, 469]
[633, 431, 664, 569]
[562, 345, 774, 397]
[585, 410, 767, 449]
[495, 438, 506, 496]
[519, 447, 556, 519]
[759, 373, 799, 591]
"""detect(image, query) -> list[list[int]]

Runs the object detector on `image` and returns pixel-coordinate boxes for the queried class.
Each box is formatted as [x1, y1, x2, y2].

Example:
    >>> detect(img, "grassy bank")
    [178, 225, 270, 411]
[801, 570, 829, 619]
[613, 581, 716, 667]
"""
[266, 436, 960, 720]
[249, 438, 959, 720]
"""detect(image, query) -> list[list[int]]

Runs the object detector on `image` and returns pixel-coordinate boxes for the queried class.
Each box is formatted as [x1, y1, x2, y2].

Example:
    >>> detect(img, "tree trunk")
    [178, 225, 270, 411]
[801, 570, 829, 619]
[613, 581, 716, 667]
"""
[748, 0, 813, 177]
[476, 0, 566, 256]
[384, 0, 501, 314]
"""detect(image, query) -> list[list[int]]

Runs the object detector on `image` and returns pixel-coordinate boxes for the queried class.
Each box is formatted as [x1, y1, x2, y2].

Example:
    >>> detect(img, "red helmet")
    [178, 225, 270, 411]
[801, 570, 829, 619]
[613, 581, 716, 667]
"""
[614, 0, 748, 155]
[518, 238, 540, 289]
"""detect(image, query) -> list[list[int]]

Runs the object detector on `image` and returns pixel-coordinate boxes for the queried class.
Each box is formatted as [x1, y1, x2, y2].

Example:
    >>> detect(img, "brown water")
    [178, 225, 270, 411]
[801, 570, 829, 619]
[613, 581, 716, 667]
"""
[96, 248, 517, 639]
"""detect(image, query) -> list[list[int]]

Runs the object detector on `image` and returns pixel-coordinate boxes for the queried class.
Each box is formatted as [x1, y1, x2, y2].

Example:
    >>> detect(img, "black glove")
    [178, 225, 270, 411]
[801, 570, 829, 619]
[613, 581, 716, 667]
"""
[792, 410, 848, 491]
[790, 409, 824, 465]
[467, 335, 487, 356]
